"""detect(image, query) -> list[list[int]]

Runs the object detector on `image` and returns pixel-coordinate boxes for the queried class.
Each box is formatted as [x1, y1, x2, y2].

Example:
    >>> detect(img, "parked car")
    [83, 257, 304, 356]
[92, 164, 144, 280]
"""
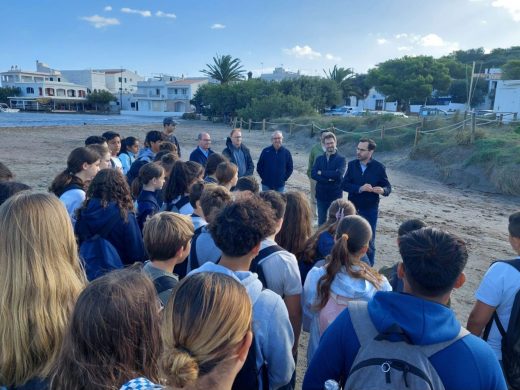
[419, 107, 451, 117]
[323, 106, 361, 117]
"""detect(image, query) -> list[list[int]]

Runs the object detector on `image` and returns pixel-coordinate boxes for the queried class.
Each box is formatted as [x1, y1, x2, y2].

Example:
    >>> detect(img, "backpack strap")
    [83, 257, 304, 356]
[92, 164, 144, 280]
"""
[174, 196, 190, 211]
[153, 275, 177, 295]
[189, 226, 205, 271]
[250, 244, 284, 289]
[483, 258, 520, 340]
[348, 301, 469, 357]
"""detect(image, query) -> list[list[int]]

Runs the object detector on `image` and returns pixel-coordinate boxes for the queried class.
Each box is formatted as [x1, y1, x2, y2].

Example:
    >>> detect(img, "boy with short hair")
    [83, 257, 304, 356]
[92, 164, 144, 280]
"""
[101, 131, 123, 171]
[142, 212, 194, 306]
[468, 211, 520, 377]
[189, 196, 295, 389]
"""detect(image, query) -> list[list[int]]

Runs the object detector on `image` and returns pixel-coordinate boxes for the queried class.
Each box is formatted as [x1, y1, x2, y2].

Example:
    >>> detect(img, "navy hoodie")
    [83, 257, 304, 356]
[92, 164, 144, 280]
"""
[303, 292, 507, 390]
[75, 198, 146, 265]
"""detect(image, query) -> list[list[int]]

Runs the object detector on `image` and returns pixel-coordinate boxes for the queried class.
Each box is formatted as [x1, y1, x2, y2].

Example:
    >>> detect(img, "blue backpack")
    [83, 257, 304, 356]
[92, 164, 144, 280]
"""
[79, 214, 123, 281]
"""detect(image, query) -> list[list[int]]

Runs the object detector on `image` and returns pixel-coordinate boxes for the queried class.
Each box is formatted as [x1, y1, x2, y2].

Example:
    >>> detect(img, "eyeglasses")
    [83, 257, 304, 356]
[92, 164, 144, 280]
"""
[356, 148, 369, 152]
[233, 136, 242, 139]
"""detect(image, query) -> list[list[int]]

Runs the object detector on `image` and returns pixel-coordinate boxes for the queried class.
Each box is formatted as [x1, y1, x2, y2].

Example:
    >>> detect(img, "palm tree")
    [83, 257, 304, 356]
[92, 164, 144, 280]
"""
[324, 65, 355, 104]
[201, 54, 245, 84]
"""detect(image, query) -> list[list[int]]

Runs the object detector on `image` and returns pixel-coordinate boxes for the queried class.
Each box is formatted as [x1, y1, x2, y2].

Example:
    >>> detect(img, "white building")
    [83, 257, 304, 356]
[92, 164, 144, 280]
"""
[124, 76, 208, 116]
[493, 80, 520, 122]
[0, 61, 88, 111]
[354, 87, 397, 112]
[260, 67, 300, 82]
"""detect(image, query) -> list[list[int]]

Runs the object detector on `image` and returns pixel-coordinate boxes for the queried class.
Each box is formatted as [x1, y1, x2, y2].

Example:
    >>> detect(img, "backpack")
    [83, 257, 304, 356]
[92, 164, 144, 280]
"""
[232, 334, 269, 390]
[249, 244, 284, 290]
[188, 225, 206, 273]
[483, 258, 520, 389]
[318, 293, 353, 335]
[167, 195, 190, 213]
[345, 301, 468, 390]
[79, 214, 123, 281]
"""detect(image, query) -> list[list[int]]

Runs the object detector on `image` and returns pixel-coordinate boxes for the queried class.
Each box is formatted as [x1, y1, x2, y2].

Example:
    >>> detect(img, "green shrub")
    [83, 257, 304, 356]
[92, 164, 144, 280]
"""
[236, 94, 316, 121]
[181, 112, 198, 120]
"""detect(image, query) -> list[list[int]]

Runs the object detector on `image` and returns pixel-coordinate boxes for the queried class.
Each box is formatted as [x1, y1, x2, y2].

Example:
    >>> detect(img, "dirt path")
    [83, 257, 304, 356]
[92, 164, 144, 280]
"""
[1, 119, 518, 387]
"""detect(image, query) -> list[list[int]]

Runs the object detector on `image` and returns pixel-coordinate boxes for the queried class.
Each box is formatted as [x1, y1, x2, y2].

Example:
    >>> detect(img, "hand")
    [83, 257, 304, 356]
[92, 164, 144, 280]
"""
[360, 184, 373, 192]
[373, 186, 385, 195]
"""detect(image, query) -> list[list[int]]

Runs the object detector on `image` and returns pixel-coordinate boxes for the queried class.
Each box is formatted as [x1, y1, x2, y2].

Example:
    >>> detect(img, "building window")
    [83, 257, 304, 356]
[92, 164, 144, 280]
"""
[78, 90, 86, 97]
[131, 102, 136, 108]
[67, 89, 76, 97]
[45, 88, 55, 96]
[39, 87, 43, 96]
[182, 88, 187, 94]
[156, 89, 160, 96]
[50, 77, 54, 81]
[118, 77, 122, 82]
[57, 89, 66, 97]
[174, 89, 178, 94]
[124, 78, 127, 83]
[58, 78, 61, 82]
[26, 87, 34, 94]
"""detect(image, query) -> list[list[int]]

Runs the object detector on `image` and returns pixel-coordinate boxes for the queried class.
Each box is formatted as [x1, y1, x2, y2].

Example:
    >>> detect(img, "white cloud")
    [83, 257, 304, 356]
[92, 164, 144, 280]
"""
[156, 11, 176, 19]
[121, 7, 152, 17]
[492, 0, 520, 21]
[104, 5, 112, 11]
[283, 45, 322, 60]
[211, 23, 226, 29]
[419, 33, 459, 50]
[394, 33, 408, 39]
[398, 46, 413, 51]
[377, 38, 388, 45]
[325, 53, 342, 61]
[480, 19, 488, 24]
[81, 15, 120, 28]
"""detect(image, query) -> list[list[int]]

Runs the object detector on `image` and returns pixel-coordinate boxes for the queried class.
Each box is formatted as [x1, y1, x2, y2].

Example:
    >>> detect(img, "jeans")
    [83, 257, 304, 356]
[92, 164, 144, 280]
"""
[261, 184, 285, 193]
[317, 199, 333, 226]
[357, 207, 378, 266]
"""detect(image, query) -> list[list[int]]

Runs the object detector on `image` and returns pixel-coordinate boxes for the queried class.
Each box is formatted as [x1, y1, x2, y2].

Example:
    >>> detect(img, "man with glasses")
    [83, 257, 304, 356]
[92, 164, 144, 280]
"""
[342, 137, 391, 266]
[222, 128, 254, 177]
[257, 130, 293, 192]
[189, 132, 214, 167]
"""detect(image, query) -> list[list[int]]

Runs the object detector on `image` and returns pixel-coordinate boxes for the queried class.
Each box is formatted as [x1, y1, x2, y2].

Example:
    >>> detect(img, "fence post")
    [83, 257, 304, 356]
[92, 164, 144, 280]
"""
[331, 123, 336, 134]
[290, 121, 294, 136]
[499, 114, 503, 127]
[248, 118, 252, 132]
[232, 117, 237, 128]
[463, 111, 467, 130]
[381, 125, 385, 140]
[421, 116, 425, 132]
[470, 112, 476, 144]
[414, 126, 420, 147]
[311, 122, 315, 137]
[262, 119, 266, 134]
[239, 118, 243, 130]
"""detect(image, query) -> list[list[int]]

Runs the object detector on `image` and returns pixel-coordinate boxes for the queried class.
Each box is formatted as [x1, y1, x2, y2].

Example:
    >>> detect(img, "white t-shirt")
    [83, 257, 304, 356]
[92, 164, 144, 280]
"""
[258, 238, 302, 297]
[111, 156, 123, 172]
[475, 259, 520, 360]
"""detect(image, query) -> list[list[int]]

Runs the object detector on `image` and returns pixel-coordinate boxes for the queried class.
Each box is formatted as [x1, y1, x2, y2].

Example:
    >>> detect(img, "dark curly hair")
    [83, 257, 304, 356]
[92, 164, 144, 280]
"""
[78, 169, 134, 222]
[163, 161, 204, 203]
[210, 196, 276, 257]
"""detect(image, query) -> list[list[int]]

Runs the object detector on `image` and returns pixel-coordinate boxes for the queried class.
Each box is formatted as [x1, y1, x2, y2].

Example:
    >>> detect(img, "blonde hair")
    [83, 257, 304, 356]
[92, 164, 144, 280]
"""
[160, 272, 252, 388]
[143, 212, 194, 261]
[0, 192, 86, 386]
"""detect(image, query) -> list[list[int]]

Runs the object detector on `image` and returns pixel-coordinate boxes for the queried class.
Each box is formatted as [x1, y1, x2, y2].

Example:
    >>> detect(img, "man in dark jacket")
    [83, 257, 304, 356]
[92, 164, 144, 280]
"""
[222, 128, 254, 177]
[189, 132, 214, 167]
[311, 133, 346, 225]
[257, 130, 293, 192]
[162, 117, 181, 158]
[342, 137, 391, 265]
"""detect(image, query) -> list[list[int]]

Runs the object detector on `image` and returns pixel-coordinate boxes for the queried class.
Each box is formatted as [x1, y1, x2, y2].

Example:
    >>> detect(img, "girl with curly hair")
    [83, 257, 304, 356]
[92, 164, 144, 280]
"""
[75, 169, 146, 265]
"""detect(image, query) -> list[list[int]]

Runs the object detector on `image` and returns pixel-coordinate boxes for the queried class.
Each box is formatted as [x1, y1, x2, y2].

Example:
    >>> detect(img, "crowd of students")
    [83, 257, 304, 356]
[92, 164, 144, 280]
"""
[0, 122, 519, 390]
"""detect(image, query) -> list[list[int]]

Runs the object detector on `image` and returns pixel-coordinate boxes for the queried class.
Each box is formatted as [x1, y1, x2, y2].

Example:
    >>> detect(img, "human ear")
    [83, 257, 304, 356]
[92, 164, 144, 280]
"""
[453, 272, 466, 289]
[236, 331, 253, 363]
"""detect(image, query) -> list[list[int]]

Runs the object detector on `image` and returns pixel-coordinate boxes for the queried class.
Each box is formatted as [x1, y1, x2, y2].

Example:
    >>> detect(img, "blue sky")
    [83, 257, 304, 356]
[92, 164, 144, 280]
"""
[1, 0, 519, 79]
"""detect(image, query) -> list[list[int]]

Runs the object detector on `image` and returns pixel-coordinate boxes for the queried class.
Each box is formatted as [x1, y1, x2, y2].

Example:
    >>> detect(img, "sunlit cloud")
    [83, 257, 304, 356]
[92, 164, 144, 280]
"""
[81, 15, 120, 28]
[492, 0, 520, 21]
[104, 5, 112, 11]
[156, 11, 176, 19]
[377, 38, 388, 45]
[121, 7, 152, 17]
[283, 45, 322, 60]
[211, 23, 226, 29]
[325, 53, 342, 61]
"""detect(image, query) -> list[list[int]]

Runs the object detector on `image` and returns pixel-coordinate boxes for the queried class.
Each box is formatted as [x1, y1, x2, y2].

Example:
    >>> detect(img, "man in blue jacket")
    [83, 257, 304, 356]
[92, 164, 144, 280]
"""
[257, 130, 293, 192]
[342, 137, 391, 265]
[311, 133, 346, 225]
[189, 132, 214, 167]
[303, 227, 507, 390]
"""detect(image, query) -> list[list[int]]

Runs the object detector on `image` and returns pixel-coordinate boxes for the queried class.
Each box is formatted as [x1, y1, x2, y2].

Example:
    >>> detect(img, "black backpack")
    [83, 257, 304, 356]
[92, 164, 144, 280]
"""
[483, 258, 520, 389]
[167, 195, 190, 213]
[188, 225, 206, 273]
[249, 244, 284, 289]
[232, 334, 269, 390]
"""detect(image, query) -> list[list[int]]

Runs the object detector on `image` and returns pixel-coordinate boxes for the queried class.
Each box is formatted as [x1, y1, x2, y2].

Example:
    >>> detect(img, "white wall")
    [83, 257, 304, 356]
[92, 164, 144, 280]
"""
[493, 80, 520, 122]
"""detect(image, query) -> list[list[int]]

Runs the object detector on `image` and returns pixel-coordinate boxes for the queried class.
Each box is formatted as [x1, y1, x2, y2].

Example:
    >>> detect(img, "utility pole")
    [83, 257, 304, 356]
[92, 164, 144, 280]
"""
[466, 61, 476, 112]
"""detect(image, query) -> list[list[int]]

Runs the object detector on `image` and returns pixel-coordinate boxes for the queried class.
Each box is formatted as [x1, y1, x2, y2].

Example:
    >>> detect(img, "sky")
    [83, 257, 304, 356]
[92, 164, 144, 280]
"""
[1, 0, 519, 80]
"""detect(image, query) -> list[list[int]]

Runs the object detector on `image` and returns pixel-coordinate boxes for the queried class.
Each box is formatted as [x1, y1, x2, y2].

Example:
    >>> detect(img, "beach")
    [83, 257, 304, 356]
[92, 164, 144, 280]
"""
[1, 119, 518, 385]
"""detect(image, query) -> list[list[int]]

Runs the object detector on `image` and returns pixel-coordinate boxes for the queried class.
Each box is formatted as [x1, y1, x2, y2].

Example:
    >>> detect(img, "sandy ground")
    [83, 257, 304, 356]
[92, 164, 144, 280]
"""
[1, 120, 518, 388]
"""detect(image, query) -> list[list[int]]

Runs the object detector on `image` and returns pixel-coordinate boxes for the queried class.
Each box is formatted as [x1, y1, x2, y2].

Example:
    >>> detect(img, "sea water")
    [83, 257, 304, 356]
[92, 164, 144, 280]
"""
[0, 112, 165, 128]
